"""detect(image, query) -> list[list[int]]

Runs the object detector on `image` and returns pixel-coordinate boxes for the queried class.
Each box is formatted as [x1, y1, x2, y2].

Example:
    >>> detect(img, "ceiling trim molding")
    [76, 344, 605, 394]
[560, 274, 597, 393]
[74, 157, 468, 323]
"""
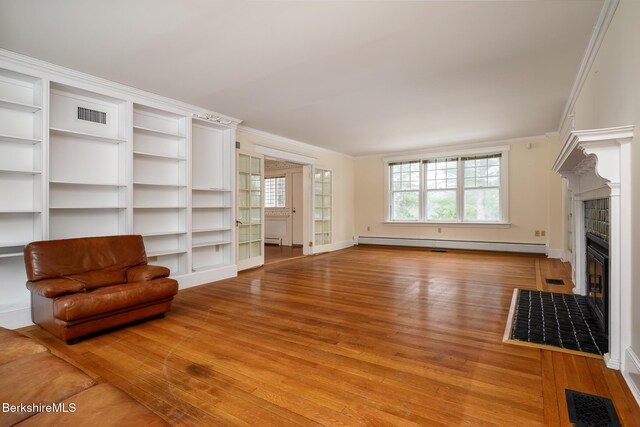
[0, 48, 242, 126]
[354, 134, 549, 161]
[383, 145, 510, 164]
[557, 0, 620, 137]
[238, 125, 354, 159]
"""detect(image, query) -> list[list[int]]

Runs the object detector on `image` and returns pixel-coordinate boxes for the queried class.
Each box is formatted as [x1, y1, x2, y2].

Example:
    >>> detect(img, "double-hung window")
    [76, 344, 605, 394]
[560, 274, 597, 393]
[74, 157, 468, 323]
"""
[387, 149, 507, 223]
[424, 157, 458, 220]
[462, 154, 501, 221]
[389, 161, 421, 221]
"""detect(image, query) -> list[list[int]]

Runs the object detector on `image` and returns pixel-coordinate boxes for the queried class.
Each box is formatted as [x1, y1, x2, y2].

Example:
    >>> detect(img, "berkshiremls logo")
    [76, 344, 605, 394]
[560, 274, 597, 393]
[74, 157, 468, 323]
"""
[2, 402, 77, 413]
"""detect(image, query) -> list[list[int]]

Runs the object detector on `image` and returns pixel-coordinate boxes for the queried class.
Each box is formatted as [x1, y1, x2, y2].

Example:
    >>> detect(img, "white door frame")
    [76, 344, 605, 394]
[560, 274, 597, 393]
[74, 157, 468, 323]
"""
[253, 145, 315, 256]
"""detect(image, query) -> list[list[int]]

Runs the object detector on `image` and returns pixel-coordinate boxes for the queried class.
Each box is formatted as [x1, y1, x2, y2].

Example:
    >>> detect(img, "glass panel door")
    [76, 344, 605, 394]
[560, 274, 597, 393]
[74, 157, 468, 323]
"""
[237, 151, 264, 270]
[314, 168, 332, 246]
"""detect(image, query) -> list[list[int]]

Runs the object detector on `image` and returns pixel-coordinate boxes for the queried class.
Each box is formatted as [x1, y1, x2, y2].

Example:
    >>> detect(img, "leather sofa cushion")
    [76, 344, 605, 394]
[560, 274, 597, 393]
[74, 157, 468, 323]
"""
[0, 352, 95, 426]
[24, 235, 147, 282]
[26, 278, 86, 298]
[53, 278, 178, 321]
[126, 265, 170, 282]
[0, 328, 47, 366]
[68, 267, 128, 290]
[17, 383, 170, 427]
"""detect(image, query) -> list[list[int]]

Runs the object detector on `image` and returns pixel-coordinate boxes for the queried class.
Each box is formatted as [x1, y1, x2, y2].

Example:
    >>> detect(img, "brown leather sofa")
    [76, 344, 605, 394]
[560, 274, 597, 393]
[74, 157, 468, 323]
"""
[0, 327, 169, 426]
[24, 235, 178, 344]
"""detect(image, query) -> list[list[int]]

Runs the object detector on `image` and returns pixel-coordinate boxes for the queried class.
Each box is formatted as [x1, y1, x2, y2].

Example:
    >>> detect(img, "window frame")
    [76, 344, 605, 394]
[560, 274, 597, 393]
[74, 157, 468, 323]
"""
[384, 146, 509, 225]
[264, 175, 286, 208]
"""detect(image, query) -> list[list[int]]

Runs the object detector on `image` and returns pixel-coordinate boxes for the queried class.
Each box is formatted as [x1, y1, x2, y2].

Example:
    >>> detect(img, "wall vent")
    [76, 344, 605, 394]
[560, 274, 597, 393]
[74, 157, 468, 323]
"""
[77, 106, 107, 124]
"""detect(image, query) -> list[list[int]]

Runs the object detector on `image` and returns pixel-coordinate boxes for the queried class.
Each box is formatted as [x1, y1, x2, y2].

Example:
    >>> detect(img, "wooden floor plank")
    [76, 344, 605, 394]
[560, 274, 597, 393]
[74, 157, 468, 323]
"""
[22, 246, 640, 425]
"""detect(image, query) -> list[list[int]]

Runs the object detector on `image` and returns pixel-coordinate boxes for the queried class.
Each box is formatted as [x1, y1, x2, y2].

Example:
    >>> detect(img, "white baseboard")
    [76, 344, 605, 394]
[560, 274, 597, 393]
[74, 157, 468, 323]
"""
[623, 347, 640, 406]
[604, 353, 621, 370]
[312, 239, 354, 255]
[356, 236, 546, 254]
[546, 248, 564, 259]
[0, 307, 32, 329]
[177, 265, 238, 290]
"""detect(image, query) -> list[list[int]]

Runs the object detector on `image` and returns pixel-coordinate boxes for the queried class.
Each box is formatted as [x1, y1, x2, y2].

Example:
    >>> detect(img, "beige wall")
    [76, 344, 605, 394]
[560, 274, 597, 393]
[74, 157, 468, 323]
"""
[570, 0, 640, 357]
[354, 136, 564, 249]
[236, 128, 356, 246]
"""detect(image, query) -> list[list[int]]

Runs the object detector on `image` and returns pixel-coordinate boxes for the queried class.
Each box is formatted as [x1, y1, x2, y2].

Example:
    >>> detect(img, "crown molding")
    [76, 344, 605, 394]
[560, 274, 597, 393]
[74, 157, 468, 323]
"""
[237, 125, 354, 159]
[557, 0, 620, 136]
[356, 133, 548, 161]
[0, 48, 242, 127]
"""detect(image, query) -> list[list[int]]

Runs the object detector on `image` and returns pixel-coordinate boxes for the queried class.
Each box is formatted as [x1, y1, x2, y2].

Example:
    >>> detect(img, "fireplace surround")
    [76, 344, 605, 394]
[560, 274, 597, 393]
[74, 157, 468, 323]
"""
[553, 125, 633, 371]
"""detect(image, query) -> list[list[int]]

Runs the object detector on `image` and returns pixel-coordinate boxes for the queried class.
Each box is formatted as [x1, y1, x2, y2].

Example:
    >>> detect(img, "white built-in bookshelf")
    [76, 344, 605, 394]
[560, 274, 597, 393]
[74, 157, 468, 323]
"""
[0, 54, 240, 328]
[49, 83, 129, 240]
[191, 119, 233, 272]
[0, 68, 45, 317]
[132, 104, 189, 276]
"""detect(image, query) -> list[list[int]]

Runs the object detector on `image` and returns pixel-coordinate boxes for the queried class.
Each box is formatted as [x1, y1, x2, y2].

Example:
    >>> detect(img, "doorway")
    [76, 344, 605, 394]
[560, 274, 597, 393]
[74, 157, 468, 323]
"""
[263, 158, 305, 265]
[236, 145, 316, 271]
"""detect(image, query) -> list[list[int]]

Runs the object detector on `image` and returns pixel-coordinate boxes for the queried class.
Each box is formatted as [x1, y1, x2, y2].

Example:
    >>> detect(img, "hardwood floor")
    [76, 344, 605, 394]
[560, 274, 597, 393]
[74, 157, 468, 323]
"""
[23, 246, 640, 426]
[264, 245, 305, 265]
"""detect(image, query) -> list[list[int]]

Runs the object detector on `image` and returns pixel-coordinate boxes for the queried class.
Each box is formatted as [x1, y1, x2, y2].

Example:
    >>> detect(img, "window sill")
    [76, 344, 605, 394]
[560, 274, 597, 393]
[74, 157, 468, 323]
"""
[382, 221, 511, 229]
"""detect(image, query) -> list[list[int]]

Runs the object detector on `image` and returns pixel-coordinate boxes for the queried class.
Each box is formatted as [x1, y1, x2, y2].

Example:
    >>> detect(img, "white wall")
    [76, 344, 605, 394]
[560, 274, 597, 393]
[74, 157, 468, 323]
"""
[569, 0, 640, 398]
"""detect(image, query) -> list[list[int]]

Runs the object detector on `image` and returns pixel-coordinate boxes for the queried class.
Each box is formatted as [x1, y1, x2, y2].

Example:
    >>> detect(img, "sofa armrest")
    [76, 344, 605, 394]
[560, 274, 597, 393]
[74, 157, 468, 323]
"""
[126, 265, 170, 282]
[26, 278, 86, 298]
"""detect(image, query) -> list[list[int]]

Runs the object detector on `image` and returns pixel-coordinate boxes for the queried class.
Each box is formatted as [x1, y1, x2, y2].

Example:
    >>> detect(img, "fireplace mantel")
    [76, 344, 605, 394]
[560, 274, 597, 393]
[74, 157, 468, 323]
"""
[553, 125, 634, 370]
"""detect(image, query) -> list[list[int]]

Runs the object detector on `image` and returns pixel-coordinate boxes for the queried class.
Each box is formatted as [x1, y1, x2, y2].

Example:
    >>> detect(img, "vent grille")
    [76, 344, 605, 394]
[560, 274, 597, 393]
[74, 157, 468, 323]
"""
[77, 107, 106, 124]
[565, 389, 620, 427]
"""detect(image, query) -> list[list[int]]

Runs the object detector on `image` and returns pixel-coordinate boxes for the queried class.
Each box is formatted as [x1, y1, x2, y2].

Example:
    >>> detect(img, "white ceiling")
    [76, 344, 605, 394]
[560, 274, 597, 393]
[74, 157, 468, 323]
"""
[0, 0, 602, 157]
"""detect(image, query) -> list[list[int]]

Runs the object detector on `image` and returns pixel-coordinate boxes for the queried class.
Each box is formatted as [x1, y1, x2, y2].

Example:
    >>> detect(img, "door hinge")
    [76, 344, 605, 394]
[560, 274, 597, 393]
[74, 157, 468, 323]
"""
[308, 242, 313, 247]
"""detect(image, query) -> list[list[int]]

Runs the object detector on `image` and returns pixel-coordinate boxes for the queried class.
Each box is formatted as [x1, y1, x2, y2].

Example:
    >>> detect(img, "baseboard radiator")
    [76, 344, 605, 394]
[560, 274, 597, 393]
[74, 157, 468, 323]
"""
[264, 237, 282, 246]
[356, 236, 546, 255]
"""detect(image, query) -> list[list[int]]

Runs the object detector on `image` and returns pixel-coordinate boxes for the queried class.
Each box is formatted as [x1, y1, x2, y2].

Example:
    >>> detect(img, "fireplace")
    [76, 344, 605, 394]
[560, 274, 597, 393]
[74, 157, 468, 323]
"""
[586, 234, 608, 332]
[553, 125, 633, 370]
[584, 198, 609, 334]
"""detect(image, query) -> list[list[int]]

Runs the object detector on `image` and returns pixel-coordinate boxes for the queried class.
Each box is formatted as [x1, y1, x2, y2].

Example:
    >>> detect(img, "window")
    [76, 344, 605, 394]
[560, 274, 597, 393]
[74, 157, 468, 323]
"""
[264, 176, 285, 208]
[389, 161, 420, 221]
[462, 155, 501, 221]
[425, 158, 458, 220]
[387, 150, 507, 223]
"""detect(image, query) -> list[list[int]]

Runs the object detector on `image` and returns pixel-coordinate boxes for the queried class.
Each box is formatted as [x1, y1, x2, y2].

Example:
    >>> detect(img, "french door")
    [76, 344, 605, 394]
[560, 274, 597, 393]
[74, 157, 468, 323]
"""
[236, 151, 264, 270]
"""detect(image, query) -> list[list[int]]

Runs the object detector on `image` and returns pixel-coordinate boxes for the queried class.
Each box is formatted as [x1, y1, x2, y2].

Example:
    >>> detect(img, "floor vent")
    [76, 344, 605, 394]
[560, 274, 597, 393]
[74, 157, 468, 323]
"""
[431, 249, 447, 253]
[545, 278, 565, 285]
[565, 389, 621, 427]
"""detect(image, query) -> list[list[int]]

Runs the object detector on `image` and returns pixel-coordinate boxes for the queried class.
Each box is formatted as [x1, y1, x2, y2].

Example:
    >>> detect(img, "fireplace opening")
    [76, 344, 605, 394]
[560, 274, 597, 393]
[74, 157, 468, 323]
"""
[584, 199, 610, 334]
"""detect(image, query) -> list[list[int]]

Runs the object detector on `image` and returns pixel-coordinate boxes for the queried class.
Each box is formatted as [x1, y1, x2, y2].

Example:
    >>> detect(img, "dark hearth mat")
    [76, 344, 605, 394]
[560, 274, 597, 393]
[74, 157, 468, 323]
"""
[510, 290, 608, 355]
[566, 389, 621, 427]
